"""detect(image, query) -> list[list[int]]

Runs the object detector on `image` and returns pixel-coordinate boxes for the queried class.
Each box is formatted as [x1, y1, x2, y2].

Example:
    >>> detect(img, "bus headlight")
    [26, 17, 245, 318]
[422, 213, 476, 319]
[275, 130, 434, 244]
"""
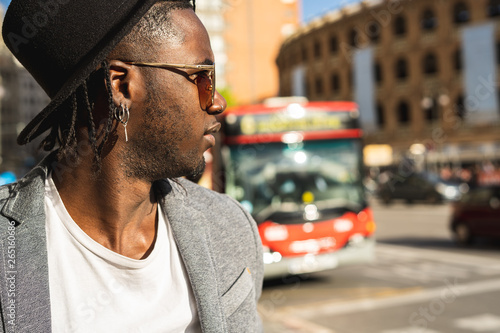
[264, 225, 289, 241]
[263, 247, 282, 264]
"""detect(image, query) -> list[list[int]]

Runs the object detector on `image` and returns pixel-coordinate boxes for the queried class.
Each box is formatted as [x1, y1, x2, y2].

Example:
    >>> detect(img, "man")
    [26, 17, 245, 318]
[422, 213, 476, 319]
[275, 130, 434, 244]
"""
[0, 0, 263, 332]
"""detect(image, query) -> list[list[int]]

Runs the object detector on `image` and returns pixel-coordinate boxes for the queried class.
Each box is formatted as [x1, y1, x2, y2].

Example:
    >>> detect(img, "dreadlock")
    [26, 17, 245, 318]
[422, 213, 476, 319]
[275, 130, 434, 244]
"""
[38, 0, 195, 171]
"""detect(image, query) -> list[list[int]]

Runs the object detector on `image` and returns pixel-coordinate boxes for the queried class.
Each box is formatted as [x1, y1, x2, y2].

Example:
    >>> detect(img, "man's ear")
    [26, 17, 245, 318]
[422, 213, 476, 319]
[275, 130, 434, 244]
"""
[107, 60, 140, 106]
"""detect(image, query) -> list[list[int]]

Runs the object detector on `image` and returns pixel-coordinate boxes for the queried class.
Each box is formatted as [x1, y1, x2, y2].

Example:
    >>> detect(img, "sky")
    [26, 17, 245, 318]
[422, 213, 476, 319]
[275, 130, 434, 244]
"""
[302, 0, 362, 23]
[0, 0, 362, 23]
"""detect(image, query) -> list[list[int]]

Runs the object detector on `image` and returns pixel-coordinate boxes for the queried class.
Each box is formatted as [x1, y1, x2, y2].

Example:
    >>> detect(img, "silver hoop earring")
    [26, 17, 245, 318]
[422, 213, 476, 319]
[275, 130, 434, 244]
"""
[115, 104, 130, 142]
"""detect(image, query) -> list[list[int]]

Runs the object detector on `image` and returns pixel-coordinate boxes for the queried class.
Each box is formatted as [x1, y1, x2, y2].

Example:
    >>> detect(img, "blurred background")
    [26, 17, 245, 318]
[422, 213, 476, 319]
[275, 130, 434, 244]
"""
[2, 0, 500, 332]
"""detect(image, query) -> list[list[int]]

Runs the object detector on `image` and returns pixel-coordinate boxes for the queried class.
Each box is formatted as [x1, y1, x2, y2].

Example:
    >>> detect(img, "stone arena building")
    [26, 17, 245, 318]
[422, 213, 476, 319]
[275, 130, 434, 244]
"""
[276, 0, 500, 168]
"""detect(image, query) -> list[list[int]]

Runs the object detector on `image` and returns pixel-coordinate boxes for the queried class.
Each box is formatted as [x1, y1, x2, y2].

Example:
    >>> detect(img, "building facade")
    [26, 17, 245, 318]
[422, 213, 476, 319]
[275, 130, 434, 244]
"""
[0, 5, 51, 177]
[224, 0, 300, 105]
[277, 0, 500, 168]
[195, 0, 228, 89]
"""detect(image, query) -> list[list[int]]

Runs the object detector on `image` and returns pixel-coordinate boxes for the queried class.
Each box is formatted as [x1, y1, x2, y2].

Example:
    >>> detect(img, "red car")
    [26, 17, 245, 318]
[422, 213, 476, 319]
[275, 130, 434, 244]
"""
[450, 186, 500, 245]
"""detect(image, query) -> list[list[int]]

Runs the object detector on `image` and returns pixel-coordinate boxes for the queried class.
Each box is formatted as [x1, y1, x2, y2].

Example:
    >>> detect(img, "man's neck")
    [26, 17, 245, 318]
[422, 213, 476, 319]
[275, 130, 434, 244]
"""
[52, 154, 159, 260]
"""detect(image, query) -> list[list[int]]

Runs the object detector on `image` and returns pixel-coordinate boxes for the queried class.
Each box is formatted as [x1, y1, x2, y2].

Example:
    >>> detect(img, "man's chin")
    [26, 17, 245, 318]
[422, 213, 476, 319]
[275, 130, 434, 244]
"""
[184, 161, 206, 184]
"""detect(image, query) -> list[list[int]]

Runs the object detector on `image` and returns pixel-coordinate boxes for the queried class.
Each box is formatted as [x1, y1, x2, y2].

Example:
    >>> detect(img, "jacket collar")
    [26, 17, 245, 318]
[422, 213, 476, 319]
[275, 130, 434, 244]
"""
[1, 152, 55, 225]
[156, 180, 228, 333]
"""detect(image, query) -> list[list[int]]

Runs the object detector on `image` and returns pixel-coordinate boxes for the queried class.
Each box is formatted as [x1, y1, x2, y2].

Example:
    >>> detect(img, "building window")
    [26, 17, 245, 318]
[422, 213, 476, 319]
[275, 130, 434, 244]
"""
[423, 53, 438, 75]
[315, 77, 323, 96]
[314, 41, 322, 60]
[421, 8, 437, 31]
[367, 22, 381, 43]
[349, 28, 359, 47]
[453, 2, 470, 24]
[374, 62, 383, 83]
[330, 36, 338, 54]
[376, 103, 385, 127]
[331, 73, 340, 94]
[488, 0, 500, 17]
[454, 48, 462, 71]
[302, 47, 308, 62]
[394, 16, 407, 37]
[455, 94, 466, 118]
[395, 58, 408, 80]
[397, 101, 411, 124]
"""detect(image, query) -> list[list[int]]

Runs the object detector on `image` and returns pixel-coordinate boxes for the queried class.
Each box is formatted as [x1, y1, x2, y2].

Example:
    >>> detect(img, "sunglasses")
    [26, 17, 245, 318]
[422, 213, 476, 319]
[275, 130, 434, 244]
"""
[125, 61, 215, 111]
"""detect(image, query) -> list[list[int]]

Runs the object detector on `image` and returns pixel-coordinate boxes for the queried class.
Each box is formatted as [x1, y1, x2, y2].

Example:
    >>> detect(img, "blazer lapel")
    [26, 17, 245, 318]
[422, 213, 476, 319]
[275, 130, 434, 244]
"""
[157, 180, 227, 333]
[0, 165, 52, 332]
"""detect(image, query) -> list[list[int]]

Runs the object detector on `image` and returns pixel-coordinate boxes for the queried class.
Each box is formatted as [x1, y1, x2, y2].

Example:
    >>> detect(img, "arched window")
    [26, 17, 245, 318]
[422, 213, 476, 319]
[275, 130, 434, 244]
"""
[367, 21, 381, 43]
[374, 62, 383, 83]
[455, 94, 466, 118]
[423, 53, 438, 75]
[331, 73, 340, 93]
[394, 16, 407, 37]
[487, 0, 500, 17]
[395, 58, 408, 80]
[376, 103, 385, 127]
[314, 41, 322, 60]
[349, 28, 359, 47]
[454, 48, 462, 71]
[421, 8, 437, 31]
[330, 36, 338, 54]
[453, 2, 470, 24]
[397, 101, 411, 124]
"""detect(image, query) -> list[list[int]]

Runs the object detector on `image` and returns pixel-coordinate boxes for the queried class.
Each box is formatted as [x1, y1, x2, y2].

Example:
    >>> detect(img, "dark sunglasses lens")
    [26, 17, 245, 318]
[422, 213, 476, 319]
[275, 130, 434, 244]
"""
[197, 73, 213, 110]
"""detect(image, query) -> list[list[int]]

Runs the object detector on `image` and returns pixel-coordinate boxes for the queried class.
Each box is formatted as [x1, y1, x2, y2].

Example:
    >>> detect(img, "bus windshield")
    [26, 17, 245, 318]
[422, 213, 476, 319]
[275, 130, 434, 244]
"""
[224, 139, 366, 222]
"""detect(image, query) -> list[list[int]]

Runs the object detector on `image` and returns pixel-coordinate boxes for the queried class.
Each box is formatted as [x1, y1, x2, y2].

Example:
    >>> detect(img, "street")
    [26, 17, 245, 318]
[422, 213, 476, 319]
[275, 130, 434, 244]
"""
[259, 201, 500, 333]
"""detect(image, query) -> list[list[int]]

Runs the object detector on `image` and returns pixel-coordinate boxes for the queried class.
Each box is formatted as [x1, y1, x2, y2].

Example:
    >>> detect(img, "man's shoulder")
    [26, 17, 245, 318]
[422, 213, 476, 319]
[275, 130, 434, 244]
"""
[171, 178, 237, 206]
[159, 178, 253, 224]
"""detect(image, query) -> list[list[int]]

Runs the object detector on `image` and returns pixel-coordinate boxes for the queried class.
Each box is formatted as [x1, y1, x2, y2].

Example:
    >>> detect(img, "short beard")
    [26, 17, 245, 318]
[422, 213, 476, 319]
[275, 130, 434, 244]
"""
[185, 158, 206, 183]
[119, 77, 205, 182]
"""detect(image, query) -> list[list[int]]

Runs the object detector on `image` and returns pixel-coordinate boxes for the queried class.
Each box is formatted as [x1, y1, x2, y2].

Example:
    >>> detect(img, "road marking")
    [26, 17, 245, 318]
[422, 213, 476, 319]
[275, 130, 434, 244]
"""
[454, 314, 500, 332]
[259, 304, 336, 333]
[364, 262, 473, 283]
[375, 244, 500, 273]
[382, 327, 441, 333]
[296, 278, 500, 319]
[362, 244, 500, 283]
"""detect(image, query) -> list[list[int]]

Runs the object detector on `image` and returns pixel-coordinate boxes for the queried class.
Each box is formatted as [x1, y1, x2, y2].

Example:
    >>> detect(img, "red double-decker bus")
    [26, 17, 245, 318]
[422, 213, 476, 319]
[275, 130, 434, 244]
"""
[208, 98, 376, 279]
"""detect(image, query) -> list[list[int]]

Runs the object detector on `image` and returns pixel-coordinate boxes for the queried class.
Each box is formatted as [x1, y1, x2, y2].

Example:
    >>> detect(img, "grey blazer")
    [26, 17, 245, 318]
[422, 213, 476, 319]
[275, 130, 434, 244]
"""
[0, 155, 264, 332]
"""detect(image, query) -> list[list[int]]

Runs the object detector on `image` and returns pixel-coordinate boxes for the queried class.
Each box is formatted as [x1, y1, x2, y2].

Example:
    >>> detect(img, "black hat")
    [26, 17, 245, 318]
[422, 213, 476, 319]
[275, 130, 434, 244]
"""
[1, 0, 167, 145]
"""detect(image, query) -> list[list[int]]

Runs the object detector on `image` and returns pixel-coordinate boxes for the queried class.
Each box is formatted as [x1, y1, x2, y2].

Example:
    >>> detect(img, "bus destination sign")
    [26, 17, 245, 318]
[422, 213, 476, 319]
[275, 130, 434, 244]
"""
[225, 110, 358, 137]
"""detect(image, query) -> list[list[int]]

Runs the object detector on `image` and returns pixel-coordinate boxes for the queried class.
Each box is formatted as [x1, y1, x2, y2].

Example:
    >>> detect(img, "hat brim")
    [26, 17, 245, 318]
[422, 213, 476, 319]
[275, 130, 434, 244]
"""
[17, 0, 160, 145]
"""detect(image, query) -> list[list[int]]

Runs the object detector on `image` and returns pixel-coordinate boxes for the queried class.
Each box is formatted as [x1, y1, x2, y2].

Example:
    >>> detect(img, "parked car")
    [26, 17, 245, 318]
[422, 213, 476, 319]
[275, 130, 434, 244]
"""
[377, 172, 468, 204]
[450, 185, 500, 245]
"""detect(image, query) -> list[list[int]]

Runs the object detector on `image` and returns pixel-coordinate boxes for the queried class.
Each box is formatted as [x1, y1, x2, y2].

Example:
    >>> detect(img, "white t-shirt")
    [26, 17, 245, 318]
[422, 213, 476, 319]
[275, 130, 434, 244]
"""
[44, 174, 201, 333]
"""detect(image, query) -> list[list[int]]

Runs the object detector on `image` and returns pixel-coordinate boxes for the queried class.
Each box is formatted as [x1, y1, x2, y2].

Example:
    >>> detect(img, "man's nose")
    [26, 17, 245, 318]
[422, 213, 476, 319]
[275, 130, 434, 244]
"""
[206, 89, 227, 115]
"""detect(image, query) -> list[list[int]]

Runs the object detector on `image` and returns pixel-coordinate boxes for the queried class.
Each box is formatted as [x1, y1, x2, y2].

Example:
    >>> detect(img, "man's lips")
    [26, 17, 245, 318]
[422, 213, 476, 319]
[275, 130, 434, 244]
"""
[204, 122, 221, 147]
